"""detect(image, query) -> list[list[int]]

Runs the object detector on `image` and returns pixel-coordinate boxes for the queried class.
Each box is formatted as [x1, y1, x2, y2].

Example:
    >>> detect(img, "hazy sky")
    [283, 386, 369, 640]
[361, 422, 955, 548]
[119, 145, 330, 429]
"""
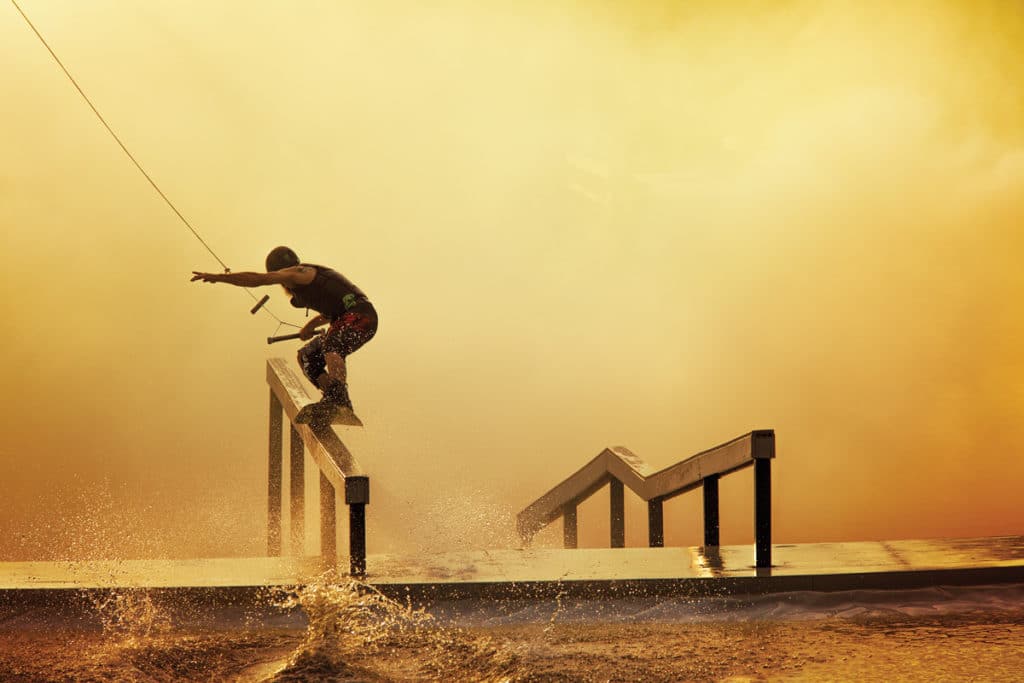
[2, 0, 1022, 561]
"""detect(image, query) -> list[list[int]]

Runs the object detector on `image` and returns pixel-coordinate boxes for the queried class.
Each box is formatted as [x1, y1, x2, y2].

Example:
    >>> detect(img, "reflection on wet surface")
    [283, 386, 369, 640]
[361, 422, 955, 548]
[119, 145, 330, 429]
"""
[693, 545, 726, 577]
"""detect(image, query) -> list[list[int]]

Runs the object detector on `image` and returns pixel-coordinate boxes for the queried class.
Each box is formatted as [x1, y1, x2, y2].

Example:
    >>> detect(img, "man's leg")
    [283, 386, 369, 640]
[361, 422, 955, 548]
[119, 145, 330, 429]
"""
[294, 341, 351, 426]
[294, 309, 375, 425]
[298, 337, 347, 405]
[297, 337, 326, 385]
[320, 351, 352, 409]
[325, 351, 347, 385]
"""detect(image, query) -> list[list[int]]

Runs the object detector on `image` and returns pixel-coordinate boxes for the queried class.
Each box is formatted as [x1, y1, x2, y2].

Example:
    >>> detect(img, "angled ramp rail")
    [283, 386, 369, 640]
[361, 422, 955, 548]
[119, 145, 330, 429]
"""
[517, 430, 776, 568]
[266, 358, 369, 577]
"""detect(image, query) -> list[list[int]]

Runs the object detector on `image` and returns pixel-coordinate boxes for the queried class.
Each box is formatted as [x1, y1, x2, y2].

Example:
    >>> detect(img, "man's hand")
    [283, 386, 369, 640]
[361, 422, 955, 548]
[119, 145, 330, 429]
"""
[299, 321, 322, 340]
[299, 314, 328, 340]
[191, 271, 224, 283]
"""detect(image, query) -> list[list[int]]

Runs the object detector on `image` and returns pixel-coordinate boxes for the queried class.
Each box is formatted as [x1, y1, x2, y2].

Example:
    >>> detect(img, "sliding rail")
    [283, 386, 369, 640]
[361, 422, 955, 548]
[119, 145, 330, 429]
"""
[266, 358, 369, 576]
[517, 430, 775, 568]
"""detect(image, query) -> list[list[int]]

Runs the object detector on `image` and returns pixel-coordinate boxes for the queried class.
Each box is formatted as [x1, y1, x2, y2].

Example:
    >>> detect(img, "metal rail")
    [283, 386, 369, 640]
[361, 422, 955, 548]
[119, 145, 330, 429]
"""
[517, 430, 776, 568]
[266, 358, 369, 576]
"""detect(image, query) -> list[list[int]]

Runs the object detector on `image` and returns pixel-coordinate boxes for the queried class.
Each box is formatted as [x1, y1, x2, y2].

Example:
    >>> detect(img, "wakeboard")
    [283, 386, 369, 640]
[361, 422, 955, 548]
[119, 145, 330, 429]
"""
[294, 403, 363, 428]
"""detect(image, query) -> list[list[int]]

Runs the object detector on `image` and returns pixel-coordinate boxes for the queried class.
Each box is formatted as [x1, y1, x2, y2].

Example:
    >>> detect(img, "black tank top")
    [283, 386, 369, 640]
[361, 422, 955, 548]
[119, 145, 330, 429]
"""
[288, 264, 369, 319]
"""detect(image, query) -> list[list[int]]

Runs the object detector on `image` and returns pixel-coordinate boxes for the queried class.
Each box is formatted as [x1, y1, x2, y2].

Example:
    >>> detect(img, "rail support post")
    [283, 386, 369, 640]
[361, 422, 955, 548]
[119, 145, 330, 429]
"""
[289, 426, 305, 554]
[648, 498, 664, 547]
[703, 474, 720, 547]
[563, 502, 578, 549]
[610, 478, 625, 548]
[268, 392, 283, 556]
[320, 472, 336, 567]
[754, 458, 772, 568]
[345, 477, 369, 577]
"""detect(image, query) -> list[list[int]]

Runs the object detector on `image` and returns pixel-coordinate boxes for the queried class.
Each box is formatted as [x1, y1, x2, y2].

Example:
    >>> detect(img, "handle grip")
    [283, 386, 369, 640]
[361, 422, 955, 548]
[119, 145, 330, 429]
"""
[267, 327, 324, 345]
[250, 294, 270, 315]
[267, 332, 302, 344]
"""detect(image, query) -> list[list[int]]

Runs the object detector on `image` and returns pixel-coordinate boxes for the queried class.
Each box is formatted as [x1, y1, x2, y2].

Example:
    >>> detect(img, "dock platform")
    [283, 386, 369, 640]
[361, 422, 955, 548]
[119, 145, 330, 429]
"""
[1, 536, 1022, 607]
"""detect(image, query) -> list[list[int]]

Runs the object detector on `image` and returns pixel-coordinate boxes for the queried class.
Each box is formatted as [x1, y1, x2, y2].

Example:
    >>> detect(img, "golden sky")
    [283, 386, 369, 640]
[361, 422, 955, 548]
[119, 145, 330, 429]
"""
[1, 0, 1022, 560]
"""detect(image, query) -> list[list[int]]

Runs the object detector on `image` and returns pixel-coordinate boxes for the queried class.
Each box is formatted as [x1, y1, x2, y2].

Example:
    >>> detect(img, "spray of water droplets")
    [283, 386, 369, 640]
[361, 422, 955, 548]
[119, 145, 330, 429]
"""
[271, 571, 521, 682]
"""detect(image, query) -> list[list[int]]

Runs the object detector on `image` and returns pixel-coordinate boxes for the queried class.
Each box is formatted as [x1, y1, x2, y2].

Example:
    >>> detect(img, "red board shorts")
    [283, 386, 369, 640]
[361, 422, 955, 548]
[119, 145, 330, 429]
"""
[297, 302, 378, 383]
[323, 304, 378, 357]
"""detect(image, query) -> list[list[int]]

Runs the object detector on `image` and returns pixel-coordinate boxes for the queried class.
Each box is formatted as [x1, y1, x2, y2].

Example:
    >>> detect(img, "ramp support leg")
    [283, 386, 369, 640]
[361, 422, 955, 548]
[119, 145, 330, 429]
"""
[703, 474, 720, 547]
[268, 392, 283, 556]
[610, 478, 625, 548]
[563, 503, 578, 549]
[345, 477, 369, 577]
[755, 458, 772, 568]
[289, 426, 305, 555]
[320, 472, 336, 566]
[349, 504, 366, 576]
[648, 498, 664, 547]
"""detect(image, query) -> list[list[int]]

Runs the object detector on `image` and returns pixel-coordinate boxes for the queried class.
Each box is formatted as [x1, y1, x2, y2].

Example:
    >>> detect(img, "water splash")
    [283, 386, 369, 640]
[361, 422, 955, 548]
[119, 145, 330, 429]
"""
[542, 583, 568, 638]
[272, 570, 521, 682]
[89, 588, 173, 644]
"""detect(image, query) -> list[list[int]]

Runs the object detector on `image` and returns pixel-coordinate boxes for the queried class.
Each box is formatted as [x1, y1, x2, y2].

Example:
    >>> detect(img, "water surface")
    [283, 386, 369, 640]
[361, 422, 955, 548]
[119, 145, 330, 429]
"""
[1, 581, 1022, 681]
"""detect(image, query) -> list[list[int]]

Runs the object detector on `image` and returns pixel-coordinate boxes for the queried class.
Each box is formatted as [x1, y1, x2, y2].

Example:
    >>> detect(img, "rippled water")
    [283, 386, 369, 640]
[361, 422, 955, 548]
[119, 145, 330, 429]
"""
[1, 579, 1022, 682]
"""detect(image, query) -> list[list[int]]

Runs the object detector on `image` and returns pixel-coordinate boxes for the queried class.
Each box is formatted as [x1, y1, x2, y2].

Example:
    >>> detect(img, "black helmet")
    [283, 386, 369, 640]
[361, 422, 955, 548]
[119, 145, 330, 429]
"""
[265, 246, 300, 272]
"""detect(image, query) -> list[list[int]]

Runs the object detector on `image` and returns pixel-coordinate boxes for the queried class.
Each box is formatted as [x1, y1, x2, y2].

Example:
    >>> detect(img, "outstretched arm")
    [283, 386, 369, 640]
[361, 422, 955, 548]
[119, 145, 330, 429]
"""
[191, 265, 315, 288]
[191, 271, 281, 287]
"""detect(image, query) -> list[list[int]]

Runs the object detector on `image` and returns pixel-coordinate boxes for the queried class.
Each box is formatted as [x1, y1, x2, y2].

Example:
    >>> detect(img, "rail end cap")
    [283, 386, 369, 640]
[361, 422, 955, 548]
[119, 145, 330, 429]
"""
[751, 429, 776, 459]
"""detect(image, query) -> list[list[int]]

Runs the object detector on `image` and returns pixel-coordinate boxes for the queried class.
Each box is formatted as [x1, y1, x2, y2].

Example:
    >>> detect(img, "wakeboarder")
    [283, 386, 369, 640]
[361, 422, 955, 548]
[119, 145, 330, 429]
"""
[191, 246, 377, 427]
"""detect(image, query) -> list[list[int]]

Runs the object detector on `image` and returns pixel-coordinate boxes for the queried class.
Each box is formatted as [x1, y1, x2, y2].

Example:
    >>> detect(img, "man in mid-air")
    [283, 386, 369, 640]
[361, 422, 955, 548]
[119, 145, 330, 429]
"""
[191, 246, 378, 426]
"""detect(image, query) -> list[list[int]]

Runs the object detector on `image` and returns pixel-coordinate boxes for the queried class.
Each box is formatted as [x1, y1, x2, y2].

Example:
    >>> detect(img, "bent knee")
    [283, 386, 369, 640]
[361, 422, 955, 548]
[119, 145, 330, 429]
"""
[325, 352, 346, 378]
